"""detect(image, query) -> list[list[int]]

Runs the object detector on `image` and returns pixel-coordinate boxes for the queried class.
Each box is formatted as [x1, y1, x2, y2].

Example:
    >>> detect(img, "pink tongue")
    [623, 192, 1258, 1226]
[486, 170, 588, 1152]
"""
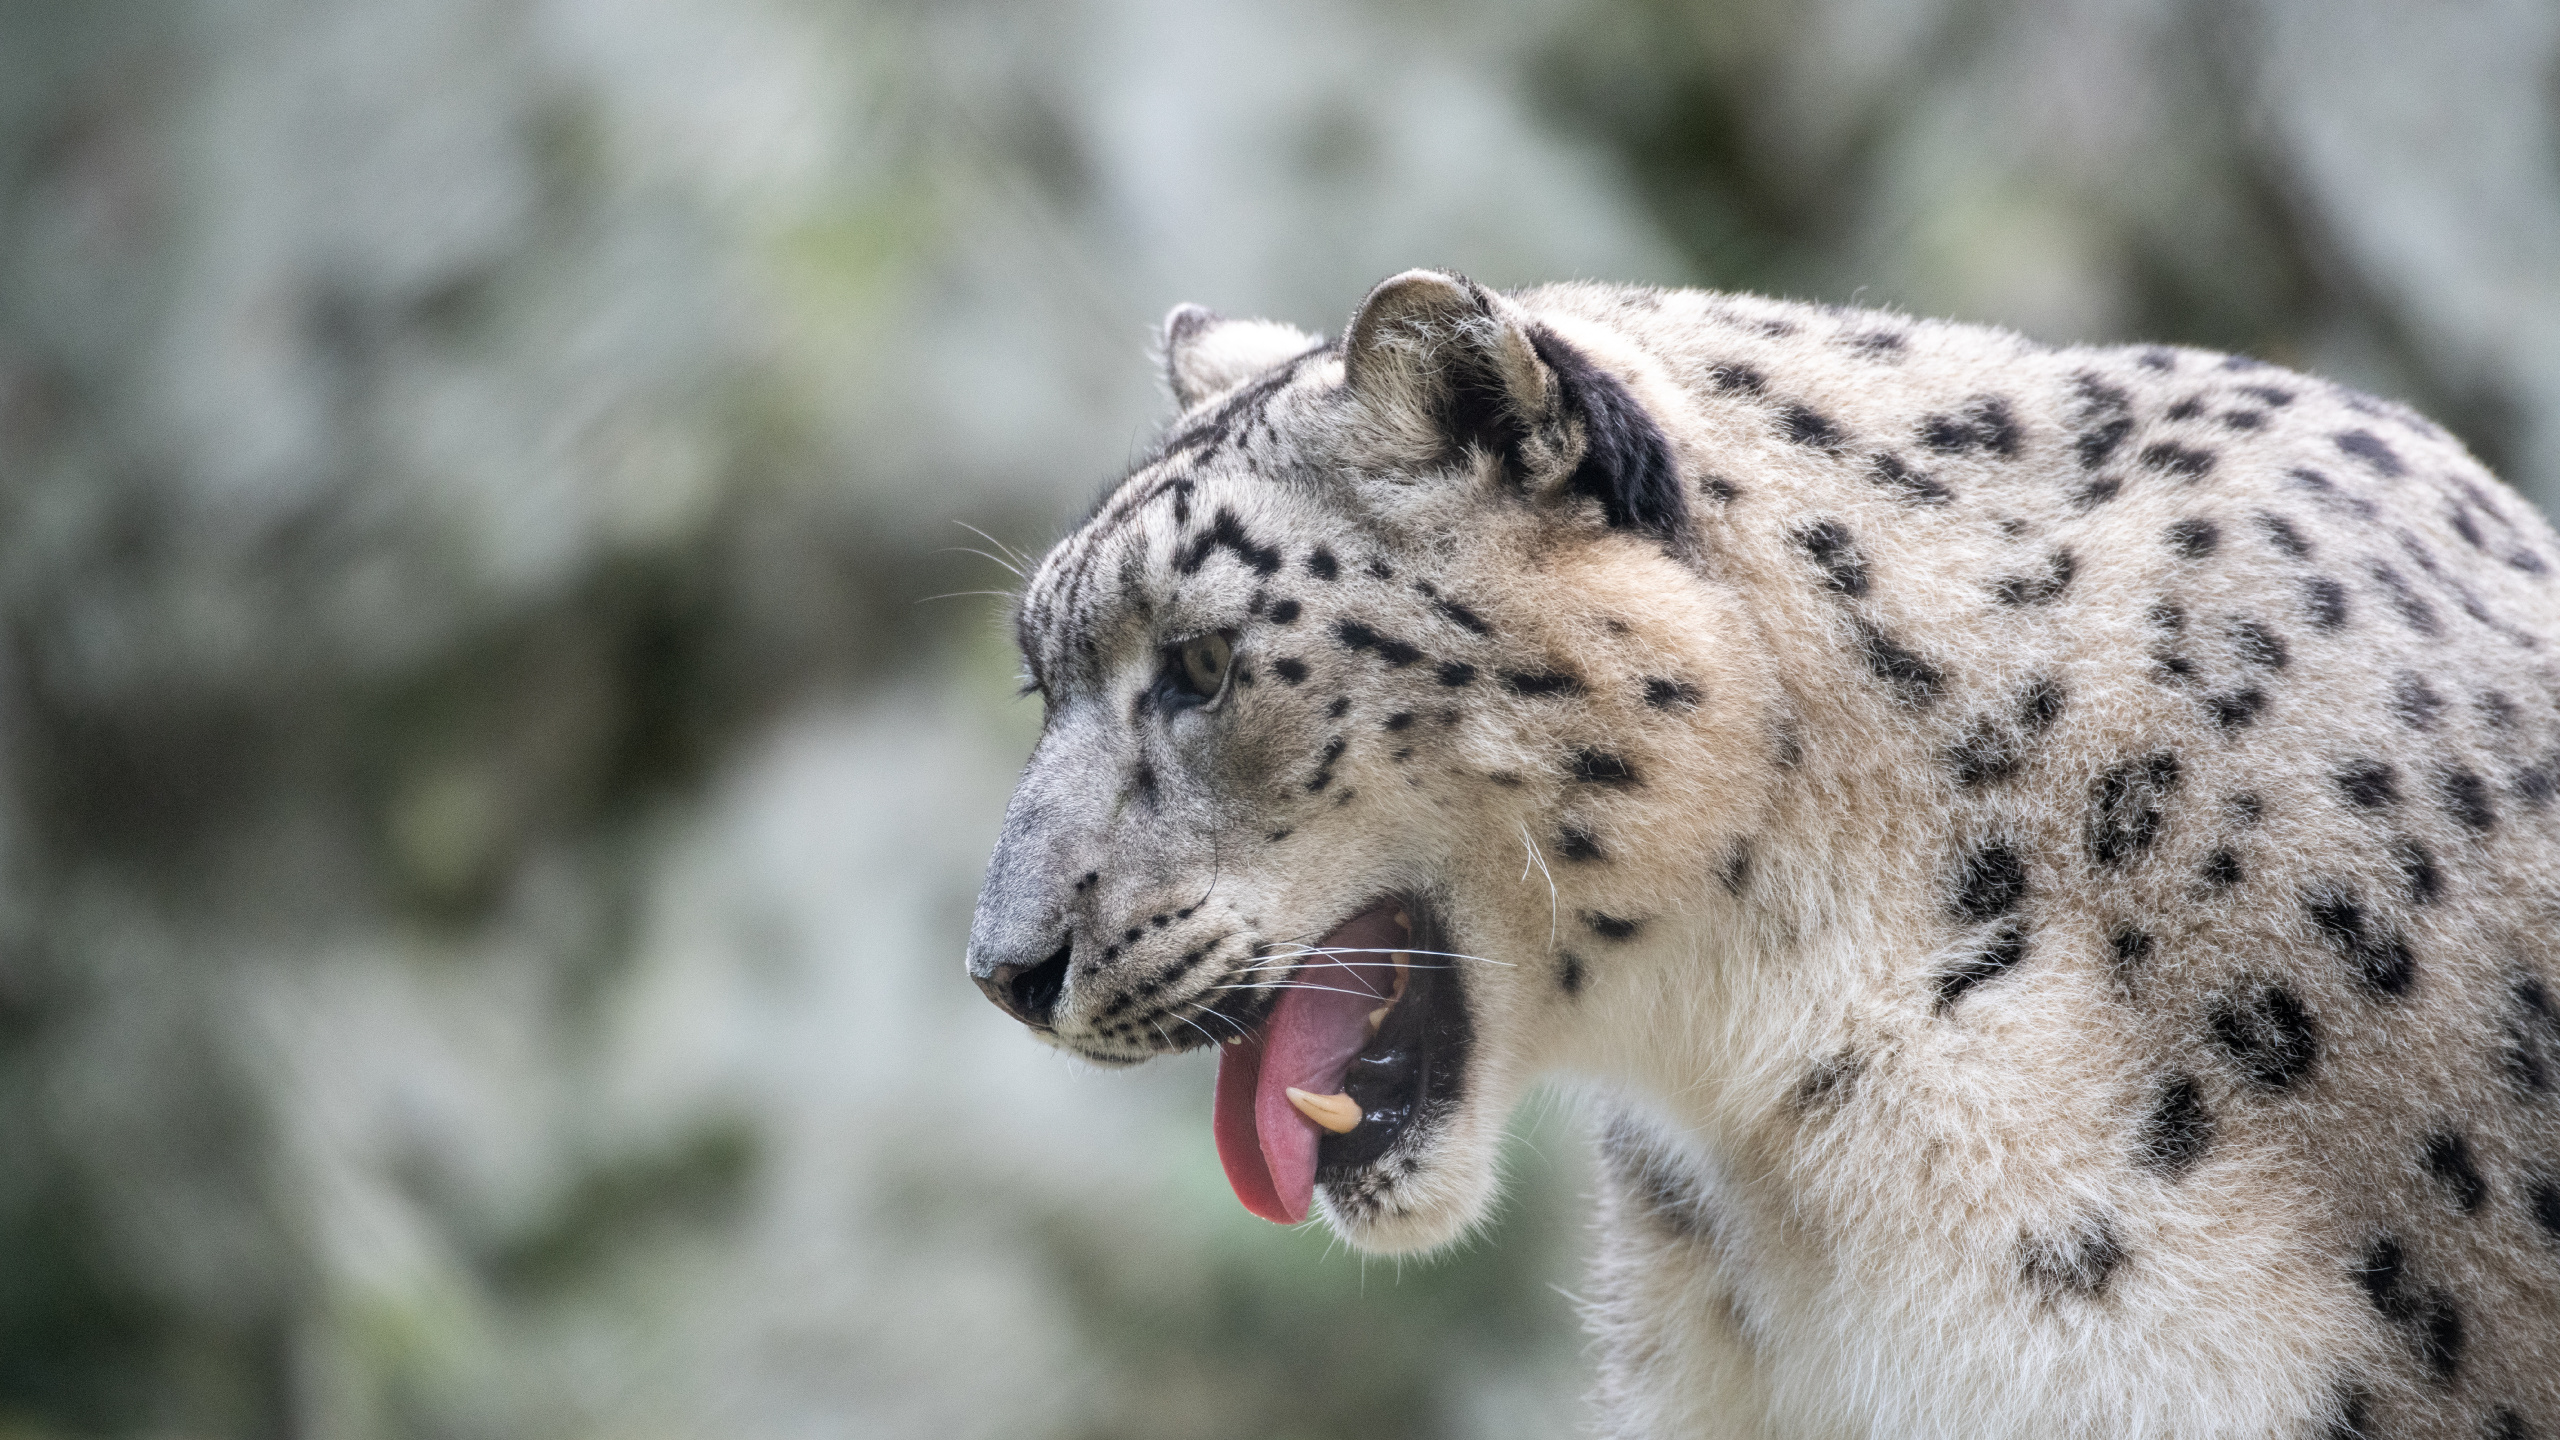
[1213, 907, 1403, 1224]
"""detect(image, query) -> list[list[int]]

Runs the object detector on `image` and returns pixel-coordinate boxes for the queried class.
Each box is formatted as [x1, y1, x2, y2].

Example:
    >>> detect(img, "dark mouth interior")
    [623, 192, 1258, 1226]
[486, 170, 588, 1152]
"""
[1313, 897, 1471, 1182]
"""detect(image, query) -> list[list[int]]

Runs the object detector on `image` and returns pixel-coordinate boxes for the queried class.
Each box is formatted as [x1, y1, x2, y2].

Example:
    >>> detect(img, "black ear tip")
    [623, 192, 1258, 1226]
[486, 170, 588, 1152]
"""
[1164, 303, 1220, 346]
[1529, 325, 1688, 545]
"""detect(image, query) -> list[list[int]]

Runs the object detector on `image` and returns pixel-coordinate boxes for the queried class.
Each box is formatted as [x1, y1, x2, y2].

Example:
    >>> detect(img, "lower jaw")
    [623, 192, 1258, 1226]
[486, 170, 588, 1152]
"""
[1312, 897, 1472, 1192]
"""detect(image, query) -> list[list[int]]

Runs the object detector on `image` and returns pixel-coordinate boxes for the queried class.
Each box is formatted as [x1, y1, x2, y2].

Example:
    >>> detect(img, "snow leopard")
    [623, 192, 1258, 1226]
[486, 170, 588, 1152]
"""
[964, 269, 2560, 1439]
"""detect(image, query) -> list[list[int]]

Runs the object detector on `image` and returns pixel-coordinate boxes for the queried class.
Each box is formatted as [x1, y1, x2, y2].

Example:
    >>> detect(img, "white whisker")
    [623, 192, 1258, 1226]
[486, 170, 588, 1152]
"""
[955, 521, 1032, 571]
[1519, 821, 1559, 953]
[1207, 982, 1389, 1001]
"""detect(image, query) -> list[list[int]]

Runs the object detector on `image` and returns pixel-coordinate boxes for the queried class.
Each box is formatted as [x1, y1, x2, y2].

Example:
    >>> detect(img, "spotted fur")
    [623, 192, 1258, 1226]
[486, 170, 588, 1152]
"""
[969, 272, 2560, 1439]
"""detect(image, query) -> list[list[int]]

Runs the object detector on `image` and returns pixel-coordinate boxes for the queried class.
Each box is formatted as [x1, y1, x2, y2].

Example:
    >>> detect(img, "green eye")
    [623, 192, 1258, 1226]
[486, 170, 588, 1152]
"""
[1176, 632, 1233, 701]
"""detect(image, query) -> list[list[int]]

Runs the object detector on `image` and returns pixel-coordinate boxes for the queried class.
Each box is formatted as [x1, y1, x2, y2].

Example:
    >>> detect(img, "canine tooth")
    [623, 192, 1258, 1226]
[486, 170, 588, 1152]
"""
[1286, 1086, 1362, 1134]
[1366, 1004, 1392, 1032]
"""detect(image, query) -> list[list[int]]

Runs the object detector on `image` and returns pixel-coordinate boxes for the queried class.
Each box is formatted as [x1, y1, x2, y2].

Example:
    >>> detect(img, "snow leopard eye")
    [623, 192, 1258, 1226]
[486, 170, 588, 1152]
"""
[1162, 631, 1234, 710]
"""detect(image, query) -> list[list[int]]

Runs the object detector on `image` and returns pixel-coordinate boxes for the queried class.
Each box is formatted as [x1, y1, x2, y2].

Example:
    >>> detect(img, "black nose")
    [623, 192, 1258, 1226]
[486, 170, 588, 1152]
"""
[976, 939, 1072, 1028]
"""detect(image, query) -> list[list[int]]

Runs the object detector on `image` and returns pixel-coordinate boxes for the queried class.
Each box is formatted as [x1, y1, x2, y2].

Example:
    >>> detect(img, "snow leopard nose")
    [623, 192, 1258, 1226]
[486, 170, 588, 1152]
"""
[974, 939, 1072, 1029]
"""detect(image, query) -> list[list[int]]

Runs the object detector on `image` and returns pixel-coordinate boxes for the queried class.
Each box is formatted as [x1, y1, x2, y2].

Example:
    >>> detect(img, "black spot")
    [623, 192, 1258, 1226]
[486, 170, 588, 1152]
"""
[2111, 927, 2153, 967]
[1529, 325, 1690, 542]
[1566, 750, 1639, 787]
[1558, 951, 1587, 997]
[2074, 477, 2124, 508]
[2019, 1212, 2124, 1298]
[2396, 840, 2442, 905]
[2355, 1232, 2409, 1308]
[2336, 429, 2407, 477]
[1852, 619, 1944, 705]
[2221, 409, 2266, 431]
[1306, 547, 1338, 580]
[1272, 658, 1308, 685]
[2390, 673, 2445, 729]
[1132, 762, 1159, 806]
[2422, 1133, 2487, 1214]
[1177, 506, 1283, 576]
[2201, 849, 2243, 887]
[1643, 677, 1701, 710]
[1583, 912, 1642, 941]
[1936, 924, 2028, 1012]
[1269, 598, 1301, 624]
[2337, 760, 2399, 809]
[2505, 978, 2558, 1094]
[1700, 475, 1738, 502]
[2167, 518, 2220, 558]
[2485, 1408, 2533, 1440]
[1993, 548, 2076, 606]
[1795, 519, 1870, 597]
[2303, 576, 2351, 628]
[1430, 595, 1490, 634]
[1557, 824, 1604, 863]
[2076, 420, 2133, 471]
[1380, 711, 1414, 732]
[2240, 385, 2294, 407]
[2166, 396, 2205, 421]
[1333, 619, 1419, 666]
[2210, 984, 2320, 1088]
[1869, 451, 1951, 503]
[2305, 887, 2416, 996]
[2255, 513, 2314, 557]
[1435, 661, 1475, 687]
[2230, 619, 2288, 670]
[2531, 1176, 2560, 1241]
[2448, 504, 2487, 551]
[1705, 363, 1764, 394]
[2151, 602, 2187, 632]
[1326, 696, 1351, 719]
[1501, 670, 1583, 698]
[1596, 1115, 1711, 1239]
[1793, 1052, 1862, 1108]
[2207, 688, 2266, 729]
[2139, 349, 2176, 371]
[1947, 723, 2018, 788]
[2477, 690, 2519, 729]
[1780, 402, 1844, 450]
[2088, 754, 2180, 864]
[2354, 1235, 2463, 1381]
[2136, 1074, 2213, 1177]
[2141, 442, 2217, 479]
[1266, 828, 1291, 843]
[1952, 843, 2027, 921]
[2369, 563, 2441, 635]
[2440, 769, 2495, 831]
[2518, 755, 2560, 809]
[1847, 329, 1907, 358]
[2230, 792, 2264, 824]
[1718, 840, 1751, 896]
[1920, 395, 2021, 457]
[2289, 465, 2381, 521]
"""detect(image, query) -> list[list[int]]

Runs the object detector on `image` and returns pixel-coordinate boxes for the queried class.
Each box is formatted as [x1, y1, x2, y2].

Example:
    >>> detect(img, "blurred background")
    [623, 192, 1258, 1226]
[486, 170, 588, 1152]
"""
[1, 0, 2555, 1435]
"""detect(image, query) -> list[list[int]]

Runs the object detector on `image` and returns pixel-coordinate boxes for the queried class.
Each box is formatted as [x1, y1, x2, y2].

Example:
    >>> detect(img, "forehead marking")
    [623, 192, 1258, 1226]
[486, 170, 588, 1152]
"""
[1035, 347, 1334, 677]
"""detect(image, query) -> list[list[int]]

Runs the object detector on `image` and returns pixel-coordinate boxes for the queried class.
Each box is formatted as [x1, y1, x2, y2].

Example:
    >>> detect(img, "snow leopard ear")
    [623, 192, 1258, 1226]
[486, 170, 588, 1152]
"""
[1161, 305, 1323, 411]
[1342, 269, 1686, 544]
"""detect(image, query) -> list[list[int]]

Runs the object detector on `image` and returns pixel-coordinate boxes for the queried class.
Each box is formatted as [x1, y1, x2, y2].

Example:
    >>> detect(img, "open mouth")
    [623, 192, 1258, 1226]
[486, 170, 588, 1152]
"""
[1210, 897, 1470, 1224]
